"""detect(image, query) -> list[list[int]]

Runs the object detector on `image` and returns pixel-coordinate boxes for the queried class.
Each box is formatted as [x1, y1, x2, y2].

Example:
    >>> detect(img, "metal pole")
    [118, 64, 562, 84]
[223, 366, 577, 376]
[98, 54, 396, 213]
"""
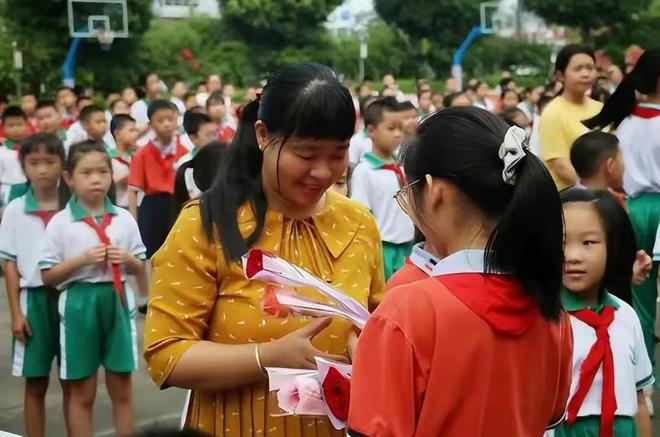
[358, 34, 367, 83]
[452, 26, 485, 91]
[62, 35, 84, 88]
[12, 41, 22, 98]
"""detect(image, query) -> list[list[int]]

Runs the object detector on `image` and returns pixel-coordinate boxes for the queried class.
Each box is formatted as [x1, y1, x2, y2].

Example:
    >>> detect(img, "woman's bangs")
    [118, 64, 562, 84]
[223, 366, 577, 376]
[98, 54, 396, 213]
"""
[282, 84, 356, 142]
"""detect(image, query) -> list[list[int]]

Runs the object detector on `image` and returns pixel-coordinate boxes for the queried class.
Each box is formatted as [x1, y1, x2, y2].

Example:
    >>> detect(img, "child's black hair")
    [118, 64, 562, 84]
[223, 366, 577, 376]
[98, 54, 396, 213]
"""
[560, 187, 636, 304]
[201, 63, 356, 262]
[570, 131, 620, 180]
[500, 107, 527, 128]
[147, 99, 178, 121]
[397, 101, 416, 112]
[79, 105, 105, 124]
[66, 140, 110, 171]
[76, 95, 92, 106]
[1, 106, 28, 124]
[417, 89, 432, 100]
[443, 91, 471, 108]
[363, 96, 399, 127]
[174, 141, 228, 215]
[403, 106, 563, 319]
[139, 72, 157, 89]
[183, 112, 213, 136]
[35, 100, 58, 111]
[109, 98, 127, 113]
[19, 133, 70, 207]
[205, 90, 225, 108]
[110, 114, 136, 138]
[554, 44, 596, 73]
[501, 88, 521, 102]
[584, 48, 660, 129]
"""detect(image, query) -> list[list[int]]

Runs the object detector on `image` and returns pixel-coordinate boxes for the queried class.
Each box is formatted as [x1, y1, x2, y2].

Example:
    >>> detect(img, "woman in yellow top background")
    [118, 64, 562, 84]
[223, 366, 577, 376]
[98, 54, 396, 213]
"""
[540, 44, 602, 190]
[143, 63, 385, 437]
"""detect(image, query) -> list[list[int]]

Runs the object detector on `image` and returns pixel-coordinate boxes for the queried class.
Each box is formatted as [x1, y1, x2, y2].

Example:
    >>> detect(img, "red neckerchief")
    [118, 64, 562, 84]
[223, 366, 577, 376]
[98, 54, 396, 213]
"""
[113, 155, 131, 167]
[632, 105, 660, 119]
[566, 306, 616, 437]
[381, 163, 407, 187]
[435, 273, 541, 336]
[30, 210, 56, 226]
[146, 140, 180, 184]
[81, 215, 125, 305]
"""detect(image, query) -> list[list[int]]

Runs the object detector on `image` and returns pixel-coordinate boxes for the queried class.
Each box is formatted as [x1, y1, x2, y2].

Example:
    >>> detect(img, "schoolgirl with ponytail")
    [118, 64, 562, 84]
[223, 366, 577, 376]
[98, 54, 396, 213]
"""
[349, 106, 572, 436]
[144, 64, 386, 436]
[583, 48, 660, 375]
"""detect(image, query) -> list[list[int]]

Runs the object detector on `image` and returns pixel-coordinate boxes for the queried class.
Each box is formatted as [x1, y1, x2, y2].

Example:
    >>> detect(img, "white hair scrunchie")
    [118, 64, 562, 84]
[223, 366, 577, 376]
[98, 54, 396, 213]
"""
[498, 126, 529, 185]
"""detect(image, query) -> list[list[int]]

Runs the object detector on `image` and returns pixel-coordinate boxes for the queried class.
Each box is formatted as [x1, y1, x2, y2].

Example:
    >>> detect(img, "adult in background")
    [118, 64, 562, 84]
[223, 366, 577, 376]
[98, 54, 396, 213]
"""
[539, 44, 601, 190]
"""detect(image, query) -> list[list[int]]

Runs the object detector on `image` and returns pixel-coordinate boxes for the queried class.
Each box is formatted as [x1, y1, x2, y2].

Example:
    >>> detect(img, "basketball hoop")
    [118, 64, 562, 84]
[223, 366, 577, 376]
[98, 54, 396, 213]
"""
[96, 29, 115, 50]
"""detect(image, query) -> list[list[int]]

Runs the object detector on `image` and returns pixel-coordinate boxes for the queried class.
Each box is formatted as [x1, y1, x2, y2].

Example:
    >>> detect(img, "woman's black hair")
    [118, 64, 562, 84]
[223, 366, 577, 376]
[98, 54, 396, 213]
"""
[403, 106, 563, 319]
[19, 133, 70, 208]
[201, 63, 356, 262]
[555, 44, 596, 73]
[583, 48, 660, 129]
[66, 140, 116, 203]
[174, 142, 228, 214]
[560, 188, 636, 304]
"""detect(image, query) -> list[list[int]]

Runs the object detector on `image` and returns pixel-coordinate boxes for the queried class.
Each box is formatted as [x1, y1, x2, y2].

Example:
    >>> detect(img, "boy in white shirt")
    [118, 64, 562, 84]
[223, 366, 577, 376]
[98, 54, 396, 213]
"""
[350, 97, 414, 280]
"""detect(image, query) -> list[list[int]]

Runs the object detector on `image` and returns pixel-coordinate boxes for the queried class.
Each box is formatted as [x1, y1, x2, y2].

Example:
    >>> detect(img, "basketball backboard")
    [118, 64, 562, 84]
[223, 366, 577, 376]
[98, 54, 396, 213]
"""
[67, 0, 129, 39]
[480, 1, 517, 37]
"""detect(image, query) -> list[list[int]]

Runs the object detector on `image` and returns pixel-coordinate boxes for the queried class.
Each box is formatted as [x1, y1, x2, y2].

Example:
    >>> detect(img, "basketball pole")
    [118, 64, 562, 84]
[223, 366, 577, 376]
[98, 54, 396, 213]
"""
[62, 33, 84, 88]
[451, 26, 487, 92]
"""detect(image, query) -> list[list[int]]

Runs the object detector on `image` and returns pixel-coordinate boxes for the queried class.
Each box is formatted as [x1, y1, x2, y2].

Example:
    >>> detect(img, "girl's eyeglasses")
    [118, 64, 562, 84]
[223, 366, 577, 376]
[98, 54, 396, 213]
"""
[394, 179, 421, 215]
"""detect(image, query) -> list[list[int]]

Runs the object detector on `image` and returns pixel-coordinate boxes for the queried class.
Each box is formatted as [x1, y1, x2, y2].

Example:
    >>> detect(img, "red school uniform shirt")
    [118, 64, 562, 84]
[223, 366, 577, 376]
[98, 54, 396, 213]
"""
[128, 138, 187, 195]
[349, 249, 573, 437]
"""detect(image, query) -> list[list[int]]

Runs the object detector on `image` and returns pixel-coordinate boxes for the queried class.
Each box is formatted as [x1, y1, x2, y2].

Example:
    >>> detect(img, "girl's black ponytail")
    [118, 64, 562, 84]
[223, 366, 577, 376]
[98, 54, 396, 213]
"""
[486, 150, 564, 319]
[174, 159, 195, 216]
[584, 48, 660, 130]
[582, 75, 636, 129]
[201, 98, 265, 262]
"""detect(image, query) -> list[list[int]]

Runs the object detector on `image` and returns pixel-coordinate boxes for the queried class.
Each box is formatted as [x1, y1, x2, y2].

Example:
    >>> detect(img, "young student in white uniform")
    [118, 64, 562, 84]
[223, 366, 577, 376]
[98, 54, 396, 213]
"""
[350, 96, 414, 280]
[109, 114, 139, 209]
[130, 72, 162, 146]
[556, 188, 652, 437]
[0, 133, 70, 437]
[0, 106, 29, 208]
[583, 49, 660, 380]
[39, 140, 146, 437]
[174, 111, 218, 200]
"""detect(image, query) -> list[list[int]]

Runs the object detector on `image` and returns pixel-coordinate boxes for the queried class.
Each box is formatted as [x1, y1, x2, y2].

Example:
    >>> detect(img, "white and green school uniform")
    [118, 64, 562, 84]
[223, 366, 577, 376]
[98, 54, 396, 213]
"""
[554, 290, 654, 437]
[110, 150, 133, 208]
[175, 149, 201, 199]
[39, 196, 146, 380]
[0, 145, 27, 208]
[0, 189, 59, 378]
[617, 103, 660, 366]
[350, 152, 414, 280]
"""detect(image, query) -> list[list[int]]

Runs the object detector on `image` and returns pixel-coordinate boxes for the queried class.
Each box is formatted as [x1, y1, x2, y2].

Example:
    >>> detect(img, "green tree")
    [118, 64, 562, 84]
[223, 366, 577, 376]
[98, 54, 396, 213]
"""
[219, 0, 345, 51]
[524, 0, 650, 43]
[374, 0, 482, 75]
[3, 0, 151, 94]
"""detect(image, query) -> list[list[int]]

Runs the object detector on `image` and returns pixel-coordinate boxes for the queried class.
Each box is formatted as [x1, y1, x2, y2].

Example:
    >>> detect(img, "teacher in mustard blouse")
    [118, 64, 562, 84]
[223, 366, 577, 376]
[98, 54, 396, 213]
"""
[143, 64, 385, 437]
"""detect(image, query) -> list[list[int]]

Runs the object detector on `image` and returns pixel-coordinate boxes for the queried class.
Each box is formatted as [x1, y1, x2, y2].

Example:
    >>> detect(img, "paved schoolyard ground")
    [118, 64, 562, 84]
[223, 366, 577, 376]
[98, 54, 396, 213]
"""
[0, 284, 187, 436]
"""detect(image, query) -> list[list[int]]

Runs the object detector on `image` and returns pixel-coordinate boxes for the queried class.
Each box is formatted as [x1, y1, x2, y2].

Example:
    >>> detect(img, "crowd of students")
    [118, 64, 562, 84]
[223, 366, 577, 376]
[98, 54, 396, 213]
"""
[1, 44, 659, 437]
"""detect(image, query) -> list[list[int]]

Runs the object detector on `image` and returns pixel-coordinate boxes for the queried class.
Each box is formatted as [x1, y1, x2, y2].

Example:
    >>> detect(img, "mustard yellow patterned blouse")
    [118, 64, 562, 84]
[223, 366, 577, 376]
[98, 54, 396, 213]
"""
[143, 190, 385, 437]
